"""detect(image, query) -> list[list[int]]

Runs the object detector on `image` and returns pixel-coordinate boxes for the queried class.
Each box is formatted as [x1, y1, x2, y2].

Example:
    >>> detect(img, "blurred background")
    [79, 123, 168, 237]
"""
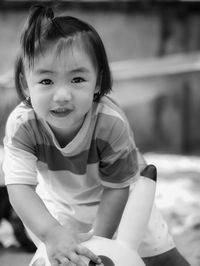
[1, 0, 200, 265]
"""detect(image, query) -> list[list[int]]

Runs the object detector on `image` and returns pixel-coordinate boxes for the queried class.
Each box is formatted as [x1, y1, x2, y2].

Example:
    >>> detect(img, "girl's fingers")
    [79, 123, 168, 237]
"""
[57, 256, 70, 265]
[49, 256, 60, 266]
[76, 245, 102, 265]
[56, 252, 86, 266]
[51, 261, 59, 266]
[68, 263, 77, 266]
[67, 252, 87, 266]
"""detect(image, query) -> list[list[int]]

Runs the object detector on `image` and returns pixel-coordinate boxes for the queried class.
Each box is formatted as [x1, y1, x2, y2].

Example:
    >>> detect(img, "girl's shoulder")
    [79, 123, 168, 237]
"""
[5, 102, 36, 137]
[96, 96, 130, 129]
[94, 96, 134, 142]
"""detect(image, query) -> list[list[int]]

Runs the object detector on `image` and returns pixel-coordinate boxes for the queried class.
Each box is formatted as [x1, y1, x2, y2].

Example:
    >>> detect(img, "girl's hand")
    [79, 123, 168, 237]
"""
[44, 225, 102, 266]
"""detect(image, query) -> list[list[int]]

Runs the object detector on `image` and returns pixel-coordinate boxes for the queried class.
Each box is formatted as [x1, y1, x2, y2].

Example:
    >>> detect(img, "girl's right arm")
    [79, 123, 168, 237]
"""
[7, 184, 60, 242]
[7, 184, 101, 266]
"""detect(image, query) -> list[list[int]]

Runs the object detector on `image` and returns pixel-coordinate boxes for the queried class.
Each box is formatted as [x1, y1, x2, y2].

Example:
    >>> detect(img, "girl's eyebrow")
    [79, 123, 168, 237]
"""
[69, 67, 90, 74]
[35, 69, 54, 75]
[35, 67, 90, 75]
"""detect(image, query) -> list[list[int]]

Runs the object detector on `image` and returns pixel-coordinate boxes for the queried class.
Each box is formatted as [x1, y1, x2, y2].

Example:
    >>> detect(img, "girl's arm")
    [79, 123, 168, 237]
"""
[93, 186, 129, 238]
[7, 184, 101, 266]
[7, 184, 60, 242]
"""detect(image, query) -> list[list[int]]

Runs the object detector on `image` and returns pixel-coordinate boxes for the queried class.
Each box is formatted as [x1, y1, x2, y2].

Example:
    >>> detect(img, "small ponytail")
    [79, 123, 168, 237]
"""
[21, 4, 54, 66]
[14, 55, 32, 106]
[15, 55, 25, 102]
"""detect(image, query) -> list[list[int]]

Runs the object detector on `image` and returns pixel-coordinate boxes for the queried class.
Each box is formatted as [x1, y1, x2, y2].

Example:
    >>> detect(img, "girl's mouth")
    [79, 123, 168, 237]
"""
[50, 108, 73, 117]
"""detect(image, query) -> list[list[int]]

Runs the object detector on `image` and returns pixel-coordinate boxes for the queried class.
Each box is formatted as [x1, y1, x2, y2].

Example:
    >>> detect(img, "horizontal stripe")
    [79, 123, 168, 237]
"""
[36, 141, 136, 176]
[100, 148, 138, 184]
[37, 162, 103, 204]
[101, 175, 138, 188]
[94, 115, 136, 153]
[36, 144, 89, 174]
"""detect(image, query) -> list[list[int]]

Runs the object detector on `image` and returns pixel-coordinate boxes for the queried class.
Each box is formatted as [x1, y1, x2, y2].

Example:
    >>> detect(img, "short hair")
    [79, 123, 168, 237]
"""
[15, 4, 112, 104]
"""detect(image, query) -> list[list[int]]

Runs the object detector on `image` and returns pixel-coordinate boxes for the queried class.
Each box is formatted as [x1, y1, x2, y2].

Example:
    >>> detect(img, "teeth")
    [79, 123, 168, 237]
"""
[53, 108, 67, 113]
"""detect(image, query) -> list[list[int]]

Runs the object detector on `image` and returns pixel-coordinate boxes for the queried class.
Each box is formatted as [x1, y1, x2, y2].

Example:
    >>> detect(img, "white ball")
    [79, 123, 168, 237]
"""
[81, 236, 145, 266]
[30, 236, 145, 266]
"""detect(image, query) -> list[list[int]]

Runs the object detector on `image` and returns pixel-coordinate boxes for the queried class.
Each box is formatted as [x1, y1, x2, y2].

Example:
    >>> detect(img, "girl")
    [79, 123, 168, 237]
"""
[3, 5, 190, 266]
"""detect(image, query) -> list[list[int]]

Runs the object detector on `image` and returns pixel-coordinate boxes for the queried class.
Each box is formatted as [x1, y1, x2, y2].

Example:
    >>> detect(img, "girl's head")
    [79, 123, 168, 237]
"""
[15, 4, 112, 105]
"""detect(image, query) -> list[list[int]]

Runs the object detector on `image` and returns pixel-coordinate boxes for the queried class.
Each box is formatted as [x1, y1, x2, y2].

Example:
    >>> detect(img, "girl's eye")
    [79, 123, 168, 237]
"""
[72, 77, 85, 83]
[40, 79, 53, 85]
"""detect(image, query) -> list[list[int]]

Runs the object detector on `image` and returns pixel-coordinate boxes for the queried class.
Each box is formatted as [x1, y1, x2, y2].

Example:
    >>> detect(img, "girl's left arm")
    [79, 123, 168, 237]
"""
[93, 186, 129, 238]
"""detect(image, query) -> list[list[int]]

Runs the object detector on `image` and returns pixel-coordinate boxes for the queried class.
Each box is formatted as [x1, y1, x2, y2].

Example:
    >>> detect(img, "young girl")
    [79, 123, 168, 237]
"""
[3, 5, 190, 266]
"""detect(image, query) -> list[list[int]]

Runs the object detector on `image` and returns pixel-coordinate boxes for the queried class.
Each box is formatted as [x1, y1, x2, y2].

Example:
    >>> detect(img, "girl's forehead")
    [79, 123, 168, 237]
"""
[30, 37, 97, 72]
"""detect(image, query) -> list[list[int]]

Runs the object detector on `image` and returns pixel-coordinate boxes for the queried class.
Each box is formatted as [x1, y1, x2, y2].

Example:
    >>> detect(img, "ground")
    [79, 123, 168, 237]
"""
[0, 153, 200, 266]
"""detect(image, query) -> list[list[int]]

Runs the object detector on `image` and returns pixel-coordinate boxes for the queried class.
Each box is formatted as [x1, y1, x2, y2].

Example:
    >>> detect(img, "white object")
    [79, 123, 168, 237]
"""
[30, 169, 156, 266]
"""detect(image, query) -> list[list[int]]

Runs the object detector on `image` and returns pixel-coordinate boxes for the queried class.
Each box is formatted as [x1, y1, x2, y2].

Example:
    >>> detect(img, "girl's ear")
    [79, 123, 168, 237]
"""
[19, 73, 29, 96]
[93, 71, 102, 102]
[94, 85, 100, 94]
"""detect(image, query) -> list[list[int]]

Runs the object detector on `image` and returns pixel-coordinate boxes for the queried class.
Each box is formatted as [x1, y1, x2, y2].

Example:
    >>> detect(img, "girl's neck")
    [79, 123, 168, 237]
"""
[48, 117, 85, 148]
[55, 131, 75, 148]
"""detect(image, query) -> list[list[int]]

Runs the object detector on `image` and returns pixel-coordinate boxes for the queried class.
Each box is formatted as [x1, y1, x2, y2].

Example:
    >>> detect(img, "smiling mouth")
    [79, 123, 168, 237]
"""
[50, 108, 73, 117]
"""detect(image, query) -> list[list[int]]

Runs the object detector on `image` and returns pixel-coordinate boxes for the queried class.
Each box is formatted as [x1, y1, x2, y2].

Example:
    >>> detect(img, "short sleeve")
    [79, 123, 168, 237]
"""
[98, 118, 139, 188]
[2, 109, 38, 186]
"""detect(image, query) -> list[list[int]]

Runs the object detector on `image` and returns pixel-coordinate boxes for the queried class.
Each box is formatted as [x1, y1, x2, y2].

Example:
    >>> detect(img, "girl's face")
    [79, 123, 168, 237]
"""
[25, 41, 99, 141]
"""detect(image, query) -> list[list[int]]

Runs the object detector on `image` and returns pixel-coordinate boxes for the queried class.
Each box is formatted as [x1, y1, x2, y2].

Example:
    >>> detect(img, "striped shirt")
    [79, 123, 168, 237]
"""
[3, 96, 139, 223]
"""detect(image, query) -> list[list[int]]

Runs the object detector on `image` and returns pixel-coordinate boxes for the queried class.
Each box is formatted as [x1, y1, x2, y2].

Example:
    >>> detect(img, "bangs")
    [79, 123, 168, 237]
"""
[55, 33, 98, 71]
[30, 32, 98, 71]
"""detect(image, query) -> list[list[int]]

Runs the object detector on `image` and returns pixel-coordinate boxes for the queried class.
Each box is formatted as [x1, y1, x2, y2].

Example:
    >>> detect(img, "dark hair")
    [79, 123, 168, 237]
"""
[15, 4, 112, 104]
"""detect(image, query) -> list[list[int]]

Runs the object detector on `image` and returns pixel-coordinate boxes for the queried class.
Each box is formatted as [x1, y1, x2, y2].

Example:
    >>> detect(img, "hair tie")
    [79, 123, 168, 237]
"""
[29, 4, 54, 20]
[46, 6, 54, 20]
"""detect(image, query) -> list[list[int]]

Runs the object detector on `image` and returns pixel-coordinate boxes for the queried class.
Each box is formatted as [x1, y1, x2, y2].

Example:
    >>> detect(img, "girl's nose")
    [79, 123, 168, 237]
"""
[53, 86, 72, 102]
